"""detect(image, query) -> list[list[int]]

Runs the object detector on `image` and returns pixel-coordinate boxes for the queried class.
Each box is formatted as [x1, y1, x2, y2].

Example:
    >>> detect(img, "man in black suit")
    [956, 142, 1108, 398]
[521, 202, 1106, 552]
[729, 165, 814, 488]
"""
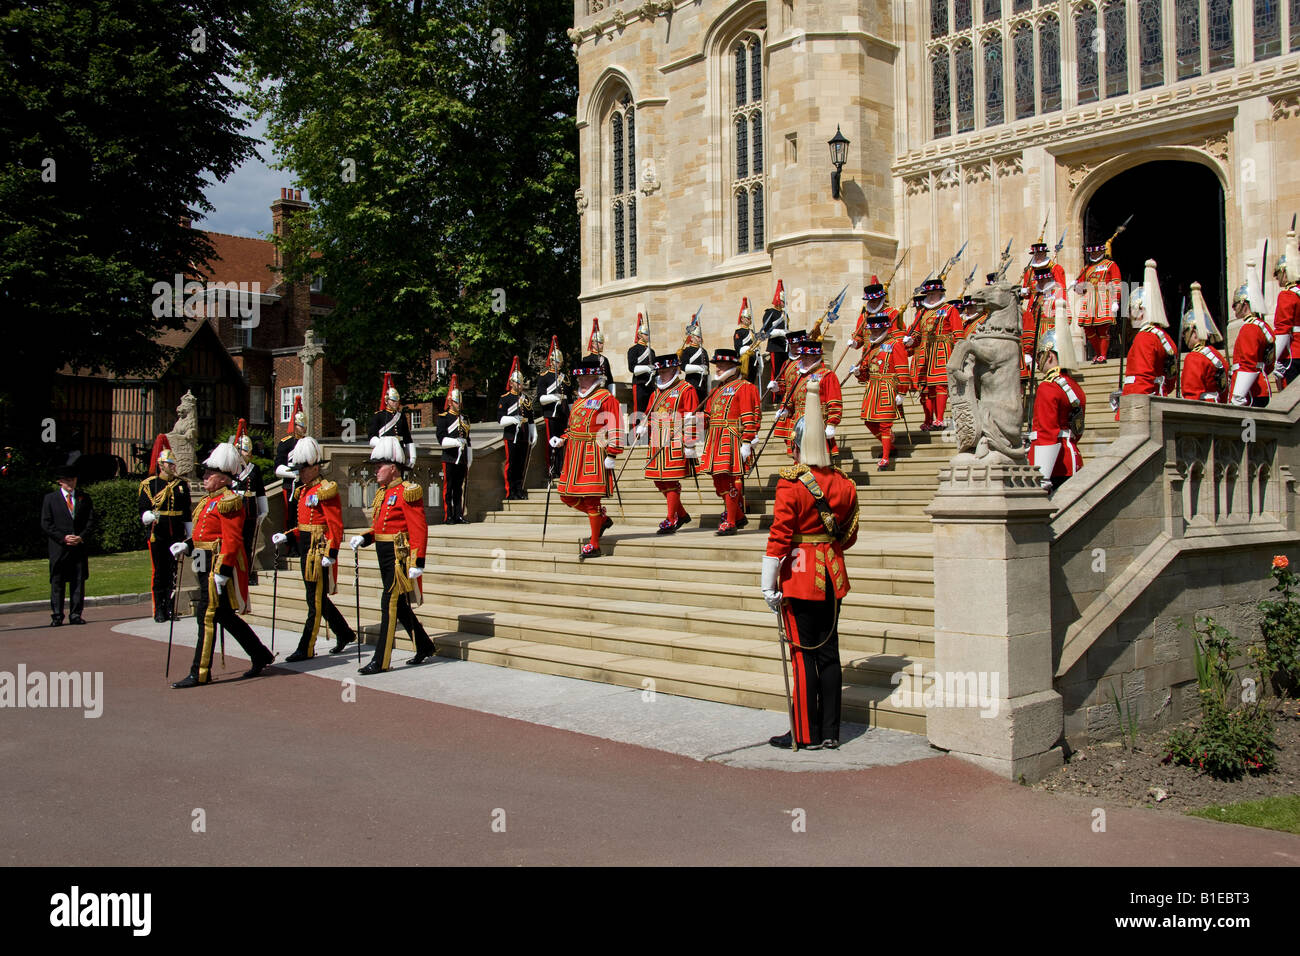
[40, 463, 96, 626]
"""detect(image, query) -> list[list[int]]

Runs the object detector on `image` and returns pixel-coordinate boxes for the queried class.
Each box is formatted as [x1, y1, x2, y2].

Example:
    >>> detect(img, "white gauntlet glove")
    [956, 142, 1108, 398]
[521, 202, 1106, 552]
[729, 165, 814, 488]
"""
[774, 408, 788, 422]
[634, 364, 653, 377]
[407, 566, 423, 580]
[740, 442, 752, 461]
[603, 456, 616, 471]
[320, 556, 334, 568]
[825, 424, 836, 439]
[213, 573, 229, 593]
[348, 535, 366, 550]
[903, 336, 915, 347]
[684, 445, 699, 459]
[140, 510, 157, 525]
[549, 436, 564, 449]
[500, 415, 522, 427]
[271, 532, 288, 546]
[169, 541, 188, 558]
[761, 555, 783, 614]
[275, 464, 298, 481]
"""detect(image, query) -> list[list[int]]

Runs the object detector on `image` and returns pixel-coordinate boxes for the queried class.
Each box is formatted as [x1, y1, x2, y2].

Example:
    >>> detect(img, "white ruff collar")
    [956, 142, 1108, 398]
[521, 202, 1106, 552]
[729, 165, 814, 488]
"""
[656, 371, 682, 389]
[577, 381, 599, 399]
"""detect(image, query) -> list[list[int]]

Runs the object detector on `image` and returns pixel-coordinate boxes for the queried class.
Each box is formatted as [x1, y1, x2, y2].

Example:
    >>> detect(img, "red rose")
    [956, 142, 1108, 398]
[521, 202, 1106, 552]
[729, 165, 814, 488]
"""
[1274, 555, 1290, 570]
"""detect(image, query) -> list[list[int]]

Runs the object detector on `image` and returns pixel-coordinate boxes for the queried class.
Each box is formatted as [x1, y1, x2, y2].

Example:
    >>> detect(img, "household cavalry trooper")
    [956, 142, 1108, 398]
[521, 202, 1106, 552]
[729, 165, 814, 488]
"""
[584, 317, 615, 390]
[903, 274, 963, 430]
[759, 280, 789, 392]
[230, 419, 268, 586]
[274, 395, 306, 512]
[700, 348, 761, 535]
[1271, 229, 1300, 387]
[638, 353, 699, 535]
[168, 440, 275, 688]
[498, 356, 536, 500]
[1230, 278, 1277, 408]
[734, 297, 761, 386]
[554, 355, 623, 560]
[766, 328, 807, 424]
[776, 338, 843, 459]
[1022, 262, 1068, 388]
[435, 375, 472, 523]
[1118, 259, 1179, 417]
[1074, 239, 1122, 364]
[855, 282, 913, 471]
[369, 372, 416, 465]
[348, 437, 435, 674]
[138, 434, 191, 622]
[535, 336, 571, 479]
[679, 308, 709, 405]
[271, 436, 356, 661]
[761, 377, 859, 751]
[850, 276, 900, 351]
[1180, 282, 1230, 404]
[1029, 299, 1086, 494]
[627, 312, 656, 427]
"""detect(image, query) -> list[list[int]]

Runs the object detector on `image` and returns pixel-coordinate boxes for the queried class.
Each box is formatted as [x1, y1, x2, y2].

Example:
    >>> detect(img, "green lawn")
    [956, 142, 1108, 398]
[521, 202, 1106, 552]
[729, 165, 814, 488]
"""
[1187, 795, 1300, 834]
[0, 551, 153, 605]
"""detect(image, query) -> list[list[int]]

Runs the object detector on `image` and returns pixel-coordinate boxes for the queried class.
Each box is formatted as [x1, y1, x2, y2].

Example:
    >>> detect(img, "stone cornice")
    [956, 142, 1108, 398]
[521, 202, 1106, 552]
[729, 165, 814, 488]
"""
[766, 29, 898, 58]
[570, 1, 676, 51]
[894, 60, 1300, 177]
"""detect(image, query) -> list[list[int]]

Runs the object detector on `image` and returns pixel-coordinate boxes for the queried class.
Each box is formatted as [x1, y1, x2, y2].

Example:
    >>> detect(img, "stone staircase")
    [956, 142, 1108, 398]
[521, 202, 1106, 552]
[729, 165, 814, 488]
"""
[245, 362, 1122, 735]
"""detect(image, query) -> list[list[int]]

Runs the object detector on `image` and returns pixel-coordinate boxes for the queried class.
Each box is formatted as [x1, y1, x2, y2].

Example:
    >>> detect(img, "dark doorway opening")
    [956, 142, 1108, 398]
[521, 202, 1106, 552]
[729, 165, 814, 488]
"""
[1083, 160, 1227, 345]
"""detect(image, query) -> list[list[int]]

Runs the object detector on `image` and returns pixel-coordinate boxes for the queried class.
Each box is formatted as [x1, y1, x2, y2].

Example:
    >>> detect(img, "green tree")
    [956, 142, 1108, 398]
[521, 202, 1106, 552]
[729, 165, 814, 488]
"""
[0, 0, 262, 456]
[241, 0, 578, 419]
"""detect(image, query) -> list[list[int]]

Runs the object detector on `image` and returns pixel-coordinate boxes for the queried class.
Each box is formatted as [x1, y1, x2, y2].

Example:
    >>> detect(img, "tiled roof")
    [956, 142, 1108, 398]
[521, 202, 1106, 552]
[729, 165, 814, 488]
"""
[199, 230, 279, 290]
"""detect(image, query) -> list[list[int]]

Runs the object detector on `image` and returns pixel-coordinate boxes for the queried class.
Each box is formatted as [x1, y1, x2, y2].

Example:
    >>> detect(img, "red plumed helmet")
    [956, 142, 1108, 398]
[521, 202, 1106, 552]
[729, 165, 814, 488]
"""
[445, 374, 462, 410]
[148, 434, 171, 476]
[507, 355, 523, 388]
[772, 280, 785, 308]
[587, 317, 604, 351]
[378, 372, 400, 411]
[738, 297, 751, 323]
[287, 395, 303, 437]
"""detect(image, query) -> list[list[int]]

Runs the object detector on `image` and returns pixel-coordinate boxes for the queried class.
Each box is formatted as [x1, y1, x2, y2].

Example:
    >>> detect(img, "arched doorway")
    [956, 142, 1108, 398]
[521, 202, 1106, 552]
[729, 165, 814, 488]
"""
[1083, 160, 1227, 342]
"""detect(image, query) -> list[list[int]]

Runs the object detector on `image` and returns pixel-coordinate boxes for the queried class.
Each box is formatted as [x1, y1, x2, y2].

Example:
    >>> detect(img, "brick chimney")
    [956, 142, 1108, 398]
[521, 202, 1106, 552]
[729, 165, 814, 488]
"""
[270, 186, 310, 279]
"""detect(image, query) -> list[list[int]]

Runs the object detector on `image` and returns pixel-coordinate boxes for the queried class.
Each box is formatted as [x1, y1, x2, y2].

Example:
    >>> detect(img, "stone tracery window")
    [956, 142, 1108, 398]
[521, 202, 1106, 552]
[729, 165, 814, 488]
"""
[1076, 4, 1100, 104]
[1039, 15, 1060, 113]
[732, 32, 765, 256]
[1208, 0, 1234, 71]
[1139, 0, 1164, 88]
[1254, 1, 1280, 61]
[932, 45, 952, 138]
[1175, 0, 1200, 80]
[1013, 22, 1034, 120]
[984, 33, 1004, 126]
[609, 94, 636, 281]
[955, 40, 975, 132]
[1104, 1, 1128, 98]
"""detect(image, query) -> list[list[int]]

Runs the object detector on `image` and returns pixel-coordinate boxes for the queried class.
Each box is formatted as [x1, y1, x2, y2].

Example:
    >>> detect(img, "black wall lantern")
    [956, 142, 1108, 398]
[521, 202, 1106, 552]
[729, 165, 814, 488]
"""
[828, 125, 850, 200]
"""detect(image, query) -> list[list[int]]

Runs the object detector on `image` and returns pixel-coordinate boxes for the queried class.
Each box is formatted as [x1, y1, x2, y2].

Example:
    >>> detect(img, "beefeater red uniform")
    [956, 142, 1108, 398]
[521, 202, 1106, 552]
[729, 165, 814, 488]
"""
[1021, 262, 1066, 298]
[1029, 369, 1085, 484]
[1230, 316, 1276, 405]
[1021, 283, 1067, 382]
[904, 301, 962, 426]
[1181, 345, 1229, 403]
[777, 366, 843, 457]
[701, 366, 761, 533]
[558, 379, 623, 553]
[1076, 257, 1121, 359]
[857, 329, 912, 466]
[766, 463, 859, 747]
[851, 306, 899, 349]
[644, 374, 699, 531]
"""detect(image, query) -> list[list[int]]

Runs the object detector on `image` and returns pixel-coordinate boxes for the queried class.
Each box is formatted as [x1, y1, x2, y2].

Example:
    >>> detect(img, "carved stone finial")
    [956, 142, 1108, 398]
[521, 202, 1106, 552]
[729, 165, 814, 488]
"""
[575, 187, 589, 216]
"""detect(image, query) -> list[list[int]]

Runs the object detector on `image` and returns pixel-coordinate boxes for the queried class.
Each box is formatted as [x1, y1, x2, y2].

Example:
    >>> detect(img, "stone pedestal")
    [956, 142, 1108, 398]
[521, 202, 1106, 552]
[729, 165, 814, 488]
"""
[924, 459, 1064, 781]
[298, 329, 325, 436]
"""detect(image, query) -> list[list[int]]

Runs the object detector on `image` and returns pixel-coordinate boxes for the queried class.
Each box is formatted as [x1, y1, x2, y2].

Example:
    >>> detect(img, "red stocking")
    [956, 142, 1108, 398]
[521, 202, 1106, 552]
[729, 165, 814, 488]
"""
[934, 386, 948, 424]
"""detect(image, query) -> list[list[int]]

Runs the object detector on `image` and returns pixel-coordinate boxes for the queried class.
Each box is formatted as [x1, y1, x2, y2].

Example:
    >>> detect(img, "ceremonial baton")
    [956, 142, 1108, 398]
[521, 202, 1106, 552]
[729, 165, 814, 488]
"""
[165, 551, 184, 680]
[773, 600, 799, 754]
[354, 546, 362, 664]
[270, 540, 279, 654]
[540, 476, 554, 545]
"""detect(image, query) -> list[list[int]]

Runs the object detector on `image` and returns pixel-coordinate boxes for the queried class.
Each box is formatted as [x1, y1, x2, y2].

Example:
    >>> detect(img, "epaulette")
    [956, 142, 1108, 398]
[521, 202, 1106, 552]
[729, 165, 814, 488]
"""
[1043, 368, 1061, 384]
[370, 487, 386, 513]
[779, 463, 810, 481]
[216, 489, 243, 515]
[316, 479, 338, 500]
[137, 476, 153, 492]
[402, 480, 423, 503]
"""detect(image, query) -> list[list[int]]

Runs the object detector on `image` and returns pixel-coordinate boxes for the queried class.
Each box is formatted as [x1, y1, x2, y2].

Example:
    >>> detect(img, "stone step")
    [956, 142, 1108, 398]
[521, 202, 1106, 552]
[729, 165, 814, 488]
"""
[481, 509, 937, 533]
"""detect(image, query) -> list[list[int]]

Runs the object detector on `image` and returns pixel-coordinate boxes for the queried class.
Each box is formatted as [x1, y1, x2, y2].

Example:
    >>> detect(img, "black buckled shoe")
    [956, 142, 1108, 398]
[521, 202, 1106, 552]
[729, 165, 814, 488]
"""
[672, 514, 692, 532]
[656, 518, 676, 535]
[50, 618, 63, 628]
[243, 652, 276, 678]
[769, 732, 793, 749]
[171, 674, 201, 689]
[579, 543, 602, 561]
[358, 661, 384, 675]
[69, 617, 86, 625]
[285, 650, 311, 663]
[406, 651, 433, 666]
[820, 739, 840, 750]
[331, 633, 355, 655]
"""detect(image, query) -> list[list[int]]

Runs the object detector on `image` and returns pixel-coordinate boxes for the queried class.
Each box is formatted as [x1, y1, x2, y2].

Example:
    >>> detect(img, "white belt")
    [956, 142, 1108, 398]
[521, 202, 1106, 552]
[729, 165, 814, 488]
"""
[1029, 430, 1073, 440]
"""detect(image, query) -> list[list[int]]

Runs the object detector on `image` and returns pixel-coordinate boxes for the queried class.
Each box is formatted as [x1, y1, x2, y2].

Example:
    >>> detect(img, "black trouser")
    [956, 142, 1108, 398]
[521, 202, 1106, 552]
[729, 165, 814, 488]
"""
[504, 432, 529, 498]
[631, 383, 652, 420]
[49, 559, 86, 622]
[768, 352, 788, 392]
[242, 504, 260, 585]
[149, 537, 178, 618]
[442, 459, 468, 521]
[543, 418, 564, 478]
[370, 541, 433, 669]
[780, 593, 842, 746]
[189, 567, 271, 684]
[295, 553, 353, 656]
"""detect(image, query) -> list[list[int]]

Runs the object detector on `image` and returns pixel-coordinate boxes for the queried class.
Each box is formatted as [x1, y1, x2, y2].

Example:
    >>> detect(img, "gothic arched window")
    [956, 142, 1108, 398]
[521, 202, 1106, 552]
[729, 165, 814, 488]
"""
[1176, 0, 1201, 79]
[1208, 0, 1234, 71]
[955, 40, 975, 132]
[1076, 4, 1100, 104]
[732, 33, 765, 255]
[609, 94, 636, 280]
[932, 45, 952, 137]
[1039, 16, 1061, 113]
[1254, 1, 1281, 61]
[955, 0, 972, 32]
[984, 33, 1004, 126]
[1139, 0, 1164, 87]
[1104, 0, 1128, 97]
[932, 0, 949, 39]
[1012, 23, 1034, 119]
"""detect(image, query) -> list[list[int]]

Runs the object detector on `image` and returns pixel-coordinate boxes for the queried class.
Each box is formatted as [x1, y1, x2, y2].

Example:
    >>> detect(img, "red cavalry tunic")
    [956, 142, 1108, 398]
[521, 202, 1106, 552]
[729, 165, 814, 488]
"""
[192, 487, 249, 612]
[1230, 317, 1276, 402]
[1121, 324, 1178, 397]
[1181, 345, 1229, 403]
[774, 366, 844, 449]
[905, 303, 963, 386]
[365, 479, 428, 564]
[851, 307, 898, 349]
[1274, 286, 1300, 363]
[857, 331, 912, 423]
[644, 378, 699, 481]
[558, 386, 623, 497]
[1030, 370, 1085, 479]
[1074, 259, 1121, 327]
[289, 477, 344, 592]
[701, 375, 761, 475]
[765, 464, 859, 601]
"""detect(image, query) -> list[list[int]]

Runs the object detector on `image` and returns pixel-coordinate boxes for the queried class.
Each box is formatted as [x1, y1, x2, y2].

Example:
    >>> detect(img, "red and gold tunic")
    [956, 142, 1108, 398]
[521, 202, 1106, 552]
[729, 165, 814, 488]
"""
[851, 307, 899, 349]
[765, 464, 859, 601]
[1181, 345, 1229, 403]
[700, 374, 761, 475]
[644, 378, 699, 481]
[363, 479, 428, 561]
[1020, 262, 1067, 298]
[1075, 258, 1121, 328]
[774, 365, 844, 451]
[289, 477, 343, 594]
[1274, 286, 1300, 364]
[1121, 324, 1179, 398]
[904, 303, 963, 386]
[1230, 317, 1276, 402]
[1030, 369, 1086, 479]
[558, 385, 623, 497]
[192, 487, 249, 612]
[857, 330, 913, 423]
[1021, 285, 1068, 380]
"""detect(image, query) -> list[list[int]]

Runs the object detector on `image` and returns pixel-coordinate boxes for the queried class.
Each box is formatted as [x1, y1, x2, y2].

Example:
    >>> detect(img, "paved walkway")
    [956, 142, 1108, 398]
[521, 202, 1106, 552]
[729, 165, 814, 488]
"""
[3, 607, 1298, 866]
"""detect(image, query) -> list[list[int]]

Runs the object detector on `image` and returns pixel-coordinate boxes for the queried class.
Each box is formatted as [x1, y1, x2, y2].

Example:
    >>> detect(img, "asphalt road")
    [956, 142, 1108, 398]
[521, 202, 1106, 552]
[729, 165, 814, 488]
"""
[3, 607, 1298, 867]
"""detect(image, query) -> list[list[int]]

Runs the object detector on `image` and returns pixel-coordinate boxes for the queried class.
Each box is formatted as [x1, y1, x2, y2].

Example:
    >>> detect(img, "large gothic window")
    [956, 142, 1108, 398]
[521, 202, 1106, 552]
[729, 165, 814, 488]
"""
[955, 40, 975, 132]
[1176, 0, 1201, 79]
[1039, 16, 1060, 113]
[1292, 0, 1300, 52]
[1255, 1, 1281, 60]
[733, 33, 765, 255]
[984, 33, 1004, 126]
[1139, 0, 1163, 88]
[1104, 1, 1128, 98]
[983, 0, 1000, 19]
[955, 0, 972, 32]
[931, 0, 948, 39]
[1076, 4, 1100, 104]
[1013, 23, 1034, 120]
[1208, 0, 1234, 71]
[609, 94, 636, 281]
[1013, 0, 1030, 11]
[932, 46, 952, 137]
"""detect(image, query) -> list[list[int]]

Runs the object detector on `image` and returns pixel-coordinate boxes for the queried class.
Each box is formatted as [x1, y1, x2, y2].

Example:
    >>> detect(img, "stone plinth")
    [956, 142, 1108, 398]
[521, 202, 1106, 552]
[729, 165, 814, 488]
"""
[924, 460, 1064, 781]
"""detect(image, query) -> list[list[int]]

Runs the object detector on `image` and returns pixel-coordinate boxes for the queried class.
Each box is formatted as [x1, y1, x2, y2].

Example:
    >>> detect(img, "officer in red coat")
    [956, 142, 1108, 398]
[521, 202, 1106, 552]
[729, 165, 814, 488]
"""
[700, 348, 761, 535]
[903, 275, 962, 429]
[855, 280, 913, 470]
[638, 353, 700, 534]
[272, 437, 356, 661]
[169, 441, 276, 688]
[1230, 294, 1276, 408]
[762, 377, 859, 750]
[1272, 230, 1300, 387]
[554, 355, 623, 559]
[1029, 300, 1086, 493]
[1179, 282, 1229, 404]
[348, 437, 435, 674]
[1118, 259, 1178, 418]
[1074, 241, 1122, 363]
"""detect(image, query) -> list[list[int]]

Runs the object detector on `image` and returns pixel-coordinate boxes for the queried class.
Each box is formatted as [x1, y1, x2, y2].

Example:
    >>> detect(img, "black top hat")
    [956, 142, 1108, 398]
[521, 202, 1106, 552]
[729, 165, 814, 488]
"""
[863, 281, 886, 302]
[652, 354, 680, 370]
[921, 278, 945, 293]
[572, 356, 605, 376]
[710, 348, 740, 364]
[791, 339, 823, 356]
[787, 329, 808, 342]
[985, 272, 998, 284]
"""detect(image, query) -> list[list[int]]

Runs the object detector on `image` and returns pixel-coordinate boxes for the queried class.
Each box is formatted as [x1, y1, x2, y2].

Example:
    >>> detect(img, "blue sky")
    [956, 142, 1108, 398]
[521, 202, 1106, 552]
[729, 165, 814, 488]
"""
[196, 97, 304, 238]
